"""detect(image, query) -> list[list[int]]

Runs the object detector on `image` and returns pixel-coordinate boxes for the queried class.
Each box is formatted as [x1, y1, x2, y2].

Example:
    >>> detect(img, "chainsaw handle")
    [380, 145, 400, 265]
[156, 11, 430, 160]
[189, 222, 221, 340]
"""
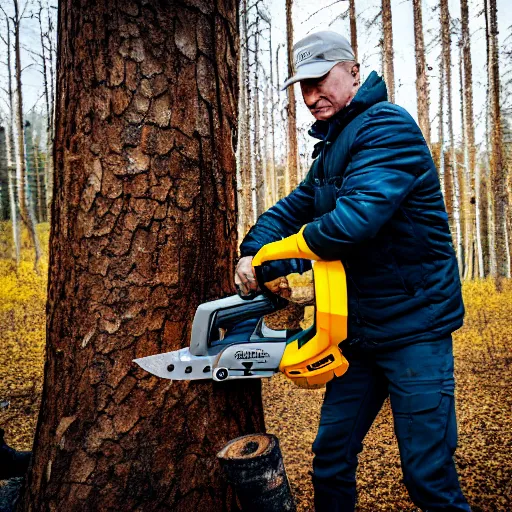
[235, 284, 260, 301]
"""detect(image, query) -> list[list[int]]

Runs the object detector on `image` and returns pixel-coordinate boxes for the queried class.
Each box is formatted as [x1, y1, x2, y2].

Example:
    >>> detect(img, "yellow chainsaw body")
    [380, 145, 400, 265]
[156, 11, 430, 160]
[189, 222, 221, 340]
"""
[252, 230, 349, 389]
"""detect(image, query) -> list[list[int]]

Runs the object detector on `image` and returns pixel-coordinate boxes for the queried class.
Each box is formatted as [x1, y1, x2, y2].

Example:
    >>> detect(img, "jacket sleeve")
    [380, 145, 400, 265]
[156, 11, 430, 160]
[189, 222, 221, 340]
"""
[303, 105, 429, 260]
[240, 175, 315, 279]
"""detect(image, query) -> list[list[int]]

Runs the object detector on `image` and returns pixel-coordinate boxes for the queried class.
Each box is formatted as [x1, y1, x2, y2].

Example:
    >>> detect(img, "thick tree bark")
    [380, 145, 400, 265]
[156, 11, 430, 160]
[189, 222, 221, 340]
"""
[20, 1, 266, 510]
[412, 0, 430, 147]
[381, 0, 395, 103]
[285, 0, 298, 194]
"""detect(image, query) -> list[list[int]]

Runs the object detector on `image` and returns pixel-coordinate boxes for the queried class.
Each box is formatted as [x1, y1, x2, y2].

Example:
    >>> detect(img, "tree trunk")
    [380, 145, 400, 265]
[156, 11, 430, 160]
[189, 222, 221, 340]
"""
[2, 13, 21, 266]
[485, 0, 508, 280]
[285, 0, 298, 194]
[263, 74, 271, 211]
[412, 0, 430, 147]
[268, 26, 277, 206]
[20, 1, 266, 510]
[37, 0, 52, 224]
[240, 0, 254, 234]
[479, 165, 490, 275]
[0, 127, 8, 220]
[13, 0, 42, 270]
[440, 0, 463, 276]
[438, 54, 446, 201]
[460, 0, 482, 278]
[349, 0, 358, 62]
[253, 21, 264, 218]
[381, 0, 395, 103]
[459, 43, 472, 280]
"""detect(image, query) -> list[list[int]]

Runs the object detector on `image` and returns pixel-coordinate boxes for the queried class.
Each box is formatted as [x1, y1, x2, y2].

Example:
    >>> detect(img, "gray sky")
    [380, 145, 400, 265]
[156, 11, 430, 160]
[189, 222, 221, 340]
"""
[3, 0, 511, 159]
[271, 0, 511, 154]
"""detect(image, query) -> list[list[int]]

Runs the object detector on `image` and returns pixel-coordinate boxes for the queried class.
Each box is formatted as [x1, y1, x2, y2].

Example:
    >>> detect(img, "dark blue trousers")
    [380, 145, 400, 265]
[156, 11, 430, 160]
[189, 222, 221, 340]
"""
[312, 337, 470, 511]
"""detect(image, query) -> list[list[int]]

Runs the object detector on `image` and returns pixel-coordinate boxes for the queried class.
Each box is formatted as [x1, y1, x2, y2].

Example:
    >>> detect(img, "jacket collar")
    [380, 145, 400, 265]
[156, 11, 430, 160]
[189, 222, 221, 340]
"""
[308, 71, 388, 143]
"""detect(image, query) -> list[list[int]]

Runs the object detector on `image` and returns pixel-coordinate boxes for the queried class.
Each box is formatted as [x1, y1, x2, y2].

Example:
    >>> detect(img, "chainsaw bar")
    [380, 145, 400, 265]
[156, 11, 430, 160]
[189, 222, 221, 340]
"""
[134, 348, 215, 381]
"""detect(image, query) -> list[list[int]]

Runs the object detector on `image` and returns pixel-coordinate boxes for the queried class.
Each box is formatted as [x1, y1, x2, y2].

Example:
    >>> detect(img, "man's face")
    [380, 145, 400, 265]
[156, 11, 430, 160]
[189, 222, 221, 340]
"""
[300, 62, 360, 121]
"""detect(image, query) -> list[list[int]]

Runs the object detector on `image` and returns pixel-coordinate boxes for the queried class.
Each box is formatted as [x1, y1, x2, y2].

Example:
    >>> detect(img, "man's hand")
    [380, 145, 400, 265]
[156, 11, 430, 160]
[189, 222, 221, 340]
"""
[235, 256, 259, 298]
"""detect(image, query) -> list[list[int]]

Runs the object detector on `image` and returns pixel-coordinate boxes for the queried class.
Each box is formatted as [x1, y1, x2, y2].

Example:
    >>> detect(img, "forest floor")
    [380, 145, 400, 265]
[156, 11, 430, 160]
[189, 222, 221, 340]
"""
[1, 223, 511, 511]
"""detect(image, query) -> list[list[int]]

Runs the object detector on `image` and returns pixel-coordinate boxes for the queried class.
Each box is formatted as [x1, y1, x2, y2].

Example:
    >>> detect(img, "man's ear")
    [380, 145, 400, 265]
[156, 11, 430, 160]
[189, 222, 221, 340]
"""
[351, 63, 360, 86]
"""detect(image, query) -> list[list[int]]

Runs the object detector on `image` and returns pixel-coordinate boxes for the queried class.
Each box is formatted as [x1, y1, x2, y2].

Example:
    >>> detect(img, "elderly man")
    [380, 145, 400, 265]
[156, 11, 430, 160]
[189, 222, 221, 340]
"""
[234, 32, 470, 512]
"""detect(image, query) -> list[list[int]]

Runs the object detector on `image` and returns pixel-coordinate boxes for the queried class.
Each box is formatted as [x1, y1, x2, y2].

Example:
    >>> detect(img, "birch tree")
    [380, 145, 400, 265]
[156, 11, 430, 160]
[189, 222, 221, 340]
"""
[0, 9, 21, 265]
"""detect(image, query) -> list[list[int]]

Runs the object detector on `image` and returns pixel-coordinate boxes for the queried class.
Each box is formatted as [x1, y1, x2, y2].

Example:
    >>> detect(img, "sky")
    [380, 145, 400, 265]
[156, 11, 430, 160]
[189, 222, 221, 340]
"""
[270, 0, 512, 158]
[1, 0, 511, 161]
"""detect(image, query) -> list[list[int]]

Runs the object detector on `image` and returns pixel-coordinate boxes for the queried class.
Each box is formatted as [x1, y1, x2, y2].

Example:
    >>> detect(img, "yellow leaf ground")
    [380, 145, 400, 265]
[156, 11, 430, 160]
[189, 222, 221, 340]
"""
[0, 222, 511, 510]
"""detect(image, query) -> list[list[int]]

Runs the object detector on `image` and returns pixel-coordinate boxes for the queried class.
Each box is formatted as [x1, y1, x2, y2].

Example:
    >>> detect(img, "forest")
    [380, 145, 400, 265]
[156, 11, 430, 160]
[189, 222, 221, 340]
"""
[0, 0, 511, 510]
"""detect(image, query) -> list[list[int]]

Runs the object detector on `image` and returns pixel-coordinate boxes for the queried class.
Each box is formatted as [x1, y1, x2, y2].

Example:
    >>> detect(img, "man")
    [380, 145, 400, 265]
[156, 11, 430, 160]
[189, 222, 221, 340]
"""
[234, 31, 470, 512]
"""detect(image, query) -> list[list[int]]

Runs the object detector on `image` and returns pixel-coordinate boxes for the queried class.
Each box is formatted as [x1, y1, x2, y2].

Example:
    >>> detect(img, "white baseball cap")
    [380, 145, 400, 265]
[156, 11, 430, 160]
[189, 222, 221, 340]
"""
[281, 31, 355, 90]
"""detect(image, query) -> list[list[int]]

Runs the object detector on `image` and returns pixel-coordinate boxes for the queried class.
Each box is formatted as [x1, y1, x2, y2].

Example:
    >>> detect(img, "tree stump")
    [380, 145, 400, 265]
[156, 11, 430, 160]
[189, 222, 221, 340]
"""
[217, 434, 296, 512]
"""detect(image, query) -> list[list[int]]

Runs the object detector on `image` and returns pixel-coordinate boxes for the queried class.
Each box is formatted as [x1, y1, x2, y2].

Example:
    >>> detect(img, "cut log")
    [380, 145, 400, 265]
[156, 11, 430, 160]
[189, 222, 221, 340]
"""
[217, 434, 296, 512]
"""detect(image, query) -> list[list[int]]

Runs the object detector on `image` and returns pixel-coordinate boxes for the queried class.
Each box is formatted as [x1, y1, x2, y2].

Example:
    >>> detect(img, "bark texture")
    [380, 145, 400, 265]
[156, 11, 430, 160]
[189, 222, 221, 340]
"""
[460, 0, 481, 277]
[20, 1, 266, 511]
[440, 0, 462, 275]
[486, 0, 508, 279]
[285, 0, 298, 194]
[13, 0, 42, 269]
[381, 0, 395, 103]
[412, 0, 430, 147]
[349, 0, 358, 62]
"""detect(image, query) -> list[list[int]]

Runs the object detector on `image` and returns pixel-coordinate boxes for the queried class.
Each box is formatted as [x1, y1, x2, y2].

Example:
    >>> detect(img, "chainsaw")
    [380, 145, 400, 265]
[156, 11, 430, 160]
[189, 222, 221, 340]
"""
[134, 231, 350, 388]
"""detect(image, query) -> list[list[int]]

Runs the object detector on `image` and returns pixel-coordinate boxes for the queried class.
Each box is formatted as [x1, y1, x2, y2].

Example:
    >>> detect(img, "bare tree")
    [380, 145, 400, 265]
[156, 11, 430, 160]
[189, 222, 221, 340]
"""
[460, 0, 482, 278]
[413, 0, 431, 147]
[485, 0, 509, 280]
[440, 0, 463, 275]
[381, 0, 395, 103]
[285, 0, 298, 193]
[0, 9, 20, 265]
[349, 0, 358, 62]
[252, 18, 264, 217]
[12, 0, 42, 269]
[238, 0, 254, 235]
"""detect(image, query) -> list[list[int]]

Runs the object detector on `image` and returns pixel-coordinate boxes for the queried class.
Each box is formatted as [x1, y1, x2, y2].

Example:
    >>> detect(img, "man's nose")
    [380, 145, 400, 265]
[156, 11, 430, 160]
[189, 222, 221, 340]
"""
[301, 86, 319, 107]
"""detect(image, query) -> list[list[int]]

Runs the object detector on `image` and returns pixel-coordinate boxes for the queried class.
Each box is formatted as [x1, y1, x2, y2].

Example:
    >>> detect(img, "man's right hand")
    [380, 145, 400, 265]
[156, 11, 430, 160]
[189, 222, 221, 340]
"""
[234, 256, 259, 298]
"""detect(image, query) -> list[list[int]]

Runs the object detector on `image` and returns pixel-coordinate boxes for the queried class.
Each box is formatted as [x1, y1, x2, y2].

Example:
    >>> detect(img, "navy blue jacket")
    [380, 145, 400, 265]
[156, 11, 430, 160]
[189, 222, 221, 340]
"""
[241, 72, 464, 348]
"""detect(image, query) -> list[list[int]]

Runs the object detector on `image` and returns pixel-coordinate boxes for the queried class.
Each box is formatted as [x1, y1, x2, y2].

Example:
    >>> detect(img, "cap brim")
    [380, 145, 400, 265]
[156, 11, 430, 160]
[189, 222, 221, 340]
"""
[281, 60, 339, 90]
